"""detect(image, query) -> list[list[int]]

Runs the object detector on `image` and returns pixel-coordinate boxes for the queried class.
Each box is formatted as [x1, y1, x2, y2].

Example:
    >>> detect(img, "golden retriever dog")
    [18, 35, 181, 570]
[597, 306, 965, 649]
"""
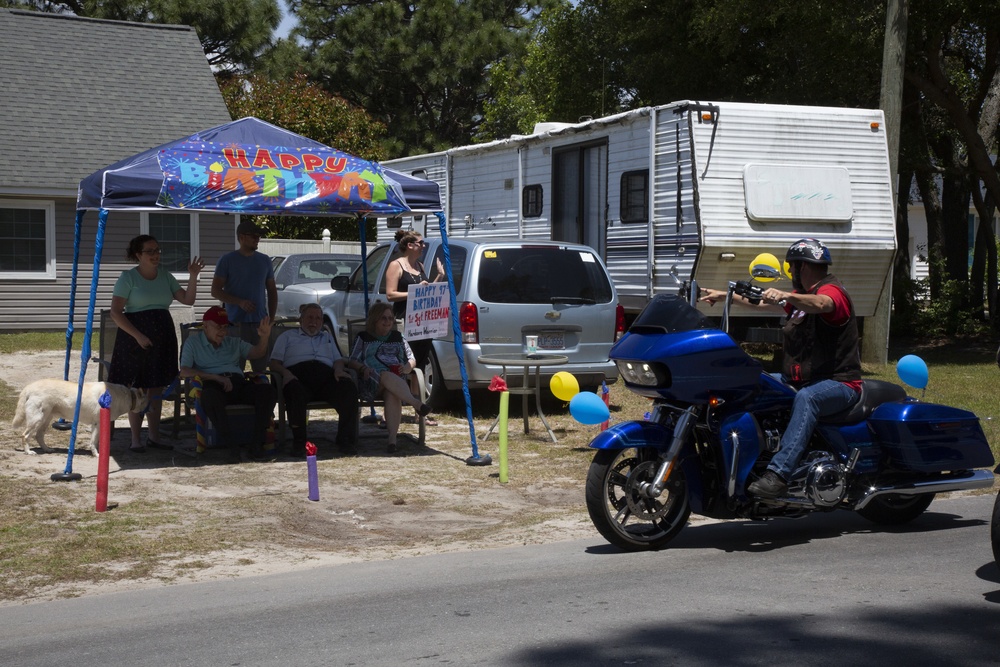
[11, 380, 149, 455]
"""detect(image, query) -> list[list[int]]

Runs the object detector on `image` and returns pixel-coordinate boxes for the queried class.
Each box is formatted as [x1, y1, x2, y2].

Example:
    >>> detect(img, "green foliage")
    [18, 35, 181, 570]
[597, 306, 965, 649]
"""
[219, 74, 388, 159]
[892, 276, 992, 339]
[8, 0, 282, 72]
[0, 331, 96, 354]
[290, 0, 553, 156]
[147, 0, 282, 72]
[219, 74, 388, 240]
[486, 0, 885, 134]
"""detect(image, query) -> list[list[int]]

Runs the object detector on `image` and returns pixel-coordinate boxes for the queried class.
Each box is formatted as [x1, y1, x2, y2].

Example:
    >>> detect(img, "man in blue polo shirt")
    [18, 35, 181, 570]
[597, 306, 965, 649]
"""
[211, 220, 277, 373]
[180, 306, 276, 462]
[270, 303, 360, 457]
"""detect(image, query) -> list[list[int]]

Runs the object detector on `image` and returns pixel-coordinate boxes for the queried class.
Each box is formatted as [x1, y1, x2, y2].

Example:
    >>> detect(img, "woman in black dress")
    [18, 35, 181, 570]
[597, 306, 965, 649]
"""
[108, 235, 203, 452]
[385, 229, 443, 417]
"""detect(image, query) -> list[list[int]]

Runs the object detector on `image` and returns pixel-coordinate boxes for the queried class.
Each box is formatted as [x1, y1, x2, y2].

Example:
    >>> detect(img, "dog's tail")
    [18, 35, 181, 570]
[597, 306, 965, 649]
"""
[11, 388, 27, 429]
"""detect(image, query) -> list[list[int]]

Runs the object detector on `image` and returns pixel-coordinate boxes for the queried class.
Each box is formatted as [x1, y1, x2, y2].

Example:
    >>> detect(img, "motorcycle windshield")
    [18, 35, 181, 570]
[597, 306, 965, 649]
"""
[629, 295, 717, 334]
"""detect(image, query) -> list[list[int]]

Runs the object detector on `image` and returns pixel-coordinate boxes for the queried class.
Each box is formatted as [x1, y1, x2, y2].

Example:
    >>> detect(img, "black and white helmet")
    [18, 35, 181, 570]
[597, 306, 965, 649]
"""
[785, 238, 832, 265]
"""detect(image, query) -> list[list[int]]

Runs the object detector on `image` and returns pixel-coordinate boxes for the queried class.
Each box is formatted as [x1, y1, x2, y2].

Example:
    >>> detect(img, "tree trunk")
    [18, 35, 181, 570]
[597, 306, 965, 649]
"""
[915, 168, 944, 298]
[892, 169, 918, 322]
[941, 170, 971, 286]
[970, 188, 989, 319]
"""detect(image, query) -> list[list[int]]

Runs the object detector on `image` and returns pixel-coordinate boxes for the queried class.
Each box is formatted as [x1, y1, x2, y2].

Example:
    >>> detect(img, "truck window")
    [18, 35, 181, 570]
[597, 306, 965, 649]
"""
[349, 244, 392, 292]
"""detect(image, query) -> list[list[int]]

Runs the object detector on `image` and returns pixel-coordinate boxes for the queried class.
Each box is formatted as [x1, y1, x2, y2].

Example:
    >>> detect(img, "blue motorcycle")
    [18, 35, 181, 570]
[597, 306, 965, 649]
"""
[586, 279, 996, 552]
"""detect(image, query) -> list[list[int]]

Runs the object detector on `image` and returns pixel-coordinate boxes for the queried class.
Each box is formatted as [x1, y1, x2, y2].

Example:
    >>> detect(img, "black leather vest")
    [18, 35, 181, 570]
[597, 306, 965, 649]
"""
[781, 274, 861, 386]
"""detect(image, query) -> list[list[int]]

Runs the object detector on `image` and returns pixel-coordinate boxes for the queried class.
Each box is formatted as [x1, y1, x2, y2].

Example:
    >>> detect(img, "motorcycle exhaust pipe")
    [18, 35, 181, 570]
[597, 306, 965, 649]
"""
[853, 469, 995, 510]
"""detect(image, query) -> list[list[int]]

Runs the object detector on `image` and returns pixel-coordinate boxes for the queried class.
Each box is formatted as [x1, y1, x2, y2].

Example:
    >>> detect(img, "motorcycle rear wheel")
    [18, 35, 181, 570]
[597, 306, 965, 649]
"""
[585, 448, 691, 551]
[856, 493, 934, 525]
[991, 492, 1000, 568]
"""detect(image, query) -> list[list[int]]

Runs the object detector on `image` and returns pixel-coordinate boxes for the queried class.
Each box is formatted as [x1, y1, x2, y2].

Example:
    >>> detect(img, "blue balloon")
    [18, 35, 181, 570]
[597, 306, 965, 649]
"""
[896, 354, 928, 389]
[570, 391, 610, 425]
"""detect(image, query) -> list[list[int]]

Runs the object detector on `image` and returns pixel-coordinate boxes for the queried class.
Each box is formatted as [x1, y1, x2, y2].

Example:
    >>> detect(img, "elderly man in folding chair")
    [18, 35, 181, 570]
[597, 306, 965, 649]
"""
[269, 303, 360, 457]
[179, 306, 276, 463]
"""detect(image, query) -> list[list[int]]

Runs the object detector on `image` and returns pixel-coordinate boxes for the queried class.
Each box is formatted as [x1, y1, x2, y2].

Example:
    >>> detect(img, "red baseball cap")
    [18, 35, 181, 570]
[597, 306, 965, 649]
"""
[202, 305, 229, 326]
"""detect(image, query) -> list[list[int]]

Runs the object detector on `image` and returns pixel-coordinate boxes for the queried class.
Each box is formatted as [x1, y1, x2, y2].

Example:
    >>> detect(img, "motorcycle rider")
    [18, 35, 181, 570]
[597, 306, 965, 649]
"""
[699, 238, 862, 498]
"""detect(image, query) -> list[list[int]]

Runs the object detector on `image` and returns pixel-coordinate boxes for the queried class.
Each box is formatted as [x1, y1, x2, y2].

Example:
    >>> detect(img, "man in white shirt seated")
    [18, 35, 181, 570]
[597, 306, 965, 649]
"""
[270, 303, 360, 457]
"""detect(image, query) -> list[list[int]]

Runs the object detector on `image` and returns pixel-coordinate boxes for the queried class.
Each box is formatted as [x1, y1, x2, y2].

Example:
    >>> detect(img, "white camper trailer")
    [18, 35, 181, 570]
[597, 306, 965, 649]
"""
[385, 100, 896, 323]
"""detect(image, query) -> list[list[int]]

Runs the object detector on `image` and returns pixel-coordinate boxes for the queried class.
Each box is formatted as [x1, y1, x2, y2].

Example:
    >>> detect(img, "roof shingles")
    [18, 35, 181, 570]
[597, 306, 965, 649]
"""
[0, 9, 233, 193]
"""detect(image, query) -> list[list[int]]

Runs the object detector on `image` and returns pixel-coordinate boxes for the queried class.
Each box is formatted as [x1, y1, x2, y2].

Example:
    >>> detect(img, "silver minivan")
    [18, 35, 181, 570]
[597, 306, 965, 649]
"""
[320, 238, 624, 405]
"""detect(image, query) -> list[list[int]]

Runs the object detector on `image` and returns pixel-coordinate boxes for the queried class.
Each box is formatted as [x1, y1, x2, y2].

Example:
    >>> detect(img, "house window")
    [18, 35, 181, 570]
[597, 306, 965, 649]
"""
[620, 170, 648, 223]
[143, 212, 198, 274]
[522, 184, 543, 218]
[0, 199, 56, 279]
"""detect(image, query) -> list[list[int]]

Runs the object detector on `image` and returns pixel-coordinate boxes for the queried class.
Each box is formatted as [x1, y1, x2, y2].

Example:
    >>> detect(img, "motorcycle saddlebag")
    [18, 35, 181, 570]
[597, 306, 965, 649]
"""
[869, 399, 995, 473]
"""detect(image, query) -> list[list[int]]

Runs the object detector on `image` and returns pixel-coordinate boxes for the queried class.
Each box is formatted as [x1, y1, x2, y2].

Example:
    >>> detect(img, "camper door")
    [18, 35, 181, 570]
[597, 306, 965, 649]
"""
[552, 140, 608, 255]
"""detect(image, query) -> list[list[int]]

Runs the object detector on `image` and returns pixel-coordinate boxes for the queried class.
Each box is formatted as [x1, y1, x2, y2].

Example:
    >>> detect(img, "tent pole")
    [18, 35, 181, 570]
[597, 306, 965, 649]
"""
[53, 210, 86, 432]
[63, 210, 84, 380]
[358, 215, 370, 315]
[434, 212, 490, 465]
[53, 208, 107, 481]
[357, 215, 379, 422]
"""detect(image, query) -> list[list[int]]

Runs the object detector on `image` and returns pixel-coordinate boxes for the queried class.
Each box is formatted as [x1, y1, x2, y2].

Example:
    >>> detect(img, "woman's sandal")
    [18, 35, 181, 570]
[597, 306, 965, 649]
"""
[129, 444, 147, 453]
[146, 438, 173, 451]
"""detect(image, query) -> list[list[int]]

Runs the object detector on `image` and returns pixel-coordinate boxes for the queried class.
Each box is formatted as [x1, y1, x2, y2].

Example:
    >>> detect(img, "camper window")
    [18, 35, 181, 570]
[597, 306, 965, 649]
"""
[620, 170, 648, 223]
[522, 184, 543, 218]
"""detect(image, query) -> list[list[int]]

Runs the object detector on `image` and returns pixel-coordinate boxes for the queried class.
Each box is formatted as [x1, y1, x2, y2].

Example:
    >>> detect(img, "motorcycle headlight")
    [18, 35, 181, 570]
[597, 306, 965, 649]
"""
[616, 360, 669, 387]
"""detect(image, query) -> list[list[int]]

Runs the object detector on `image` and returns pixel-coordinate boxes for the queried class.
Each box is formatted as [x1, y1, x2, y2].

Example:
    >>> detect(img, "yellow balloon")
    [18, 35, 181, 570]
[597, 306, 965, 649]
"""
[749, 253, 781, 282]
[550, 371, 580, 402]
[783, 260, 793, 279]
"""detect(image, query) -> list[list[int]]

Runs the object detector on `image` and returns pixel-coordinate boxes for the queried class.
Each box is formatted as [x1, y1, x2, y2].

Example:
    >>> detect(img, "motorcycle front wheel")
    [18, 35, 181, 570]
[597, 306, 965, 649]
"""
[585, 447, 691, 552]
[991, 492, 1000, 568]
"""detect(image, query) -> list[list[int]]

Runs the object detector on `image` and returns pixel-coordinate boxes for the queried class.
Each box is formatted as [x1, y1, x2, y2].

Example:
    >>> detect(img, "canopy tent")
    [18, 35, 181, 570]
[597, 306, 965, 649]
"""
[59, 117, 486, 479]
[77, 116, 442, 213]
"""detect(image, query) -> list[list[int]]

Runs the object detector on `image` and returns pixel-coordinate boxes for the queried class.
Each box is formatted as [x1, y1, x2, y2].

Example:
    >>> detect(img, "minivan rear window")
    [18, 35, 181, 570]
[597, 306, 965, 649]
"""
[477, 247, 613, 305]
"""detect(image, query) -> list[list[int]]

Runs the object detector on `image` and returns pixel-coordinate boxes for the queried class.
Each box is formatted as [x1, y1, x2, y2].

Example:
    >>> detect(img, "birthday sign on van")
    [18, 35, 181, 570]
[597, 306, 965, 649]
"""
[155, 141, 408, 215]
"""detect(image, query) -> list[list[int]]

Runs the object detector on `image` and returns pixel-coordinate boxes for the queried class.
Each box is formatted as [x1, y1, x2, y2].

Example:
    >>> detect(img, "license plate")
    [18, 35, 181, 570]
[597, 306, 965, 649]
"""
[538, 333, 564, 350]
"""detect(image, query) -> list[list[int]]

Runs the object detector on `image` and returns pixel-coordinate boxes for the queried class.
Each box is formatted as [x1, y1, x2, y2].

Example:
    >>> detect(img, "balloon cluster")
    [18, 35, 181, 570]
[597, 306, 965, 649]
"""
[550, 371, 610, 425]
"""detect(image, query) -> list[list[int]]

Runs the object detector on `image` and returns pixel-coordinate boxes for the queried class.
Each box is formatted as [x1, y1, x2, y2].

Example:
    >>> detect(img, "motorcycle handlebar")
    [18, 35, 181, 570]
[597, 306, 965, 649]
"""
[731, 280, 763, 305]
[730, 280, 787, 308]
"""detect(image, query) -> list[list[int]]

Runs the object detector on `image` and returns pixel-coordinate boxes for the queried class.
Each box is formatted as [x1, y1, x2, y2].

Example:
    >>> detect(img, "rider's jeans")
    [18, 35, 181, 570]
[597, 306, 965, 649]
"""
[768, 379, 859, 480]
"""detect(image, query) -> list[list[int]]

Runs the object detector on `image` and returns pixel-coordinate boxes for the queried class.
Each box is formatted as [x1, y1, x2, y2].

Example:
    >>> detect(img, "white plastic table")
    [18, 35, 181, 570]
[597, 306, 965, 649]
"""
[477, 353, 569, 443]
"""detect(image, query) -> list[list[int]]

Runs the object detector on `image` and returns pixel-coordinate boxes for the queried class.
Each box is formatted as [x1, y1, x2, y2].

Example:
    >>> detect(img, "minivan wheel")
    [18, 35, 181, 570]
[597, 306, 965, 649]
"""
[423, 349, 448, 408]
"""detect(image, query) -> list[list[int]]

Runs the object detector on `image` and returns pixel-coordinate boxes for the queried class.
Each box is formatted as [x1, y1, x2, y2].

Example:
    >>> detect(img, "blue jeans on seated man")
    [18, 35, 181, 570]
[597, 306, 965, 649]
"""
[768, 379, 860, 480]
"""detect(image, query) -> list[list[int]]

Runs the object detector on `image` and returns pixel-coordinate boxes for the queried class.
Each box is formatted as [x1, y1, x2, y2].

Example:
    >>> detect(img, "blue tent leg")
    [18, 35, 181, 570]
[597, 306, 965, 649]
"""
[434, 212, 490, 466]
[53, 209, 107, 481]
[356, 216, 380, 423]
[53, 210, 86, 433]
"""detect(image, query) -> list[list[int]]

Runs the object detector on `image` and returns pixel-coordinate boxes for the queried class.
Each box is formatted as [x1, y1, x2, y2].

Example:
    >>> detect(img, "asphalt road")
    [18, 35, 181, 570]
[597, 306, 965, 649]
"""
[3, 493, 999, 666]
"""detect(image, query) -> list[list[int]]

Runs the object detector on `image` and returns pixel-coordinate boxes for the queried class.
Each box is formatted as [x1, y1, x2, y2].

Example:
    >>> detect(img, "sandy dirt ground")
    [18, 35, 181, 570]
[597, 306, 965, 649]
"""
[0, 350, 602, 604]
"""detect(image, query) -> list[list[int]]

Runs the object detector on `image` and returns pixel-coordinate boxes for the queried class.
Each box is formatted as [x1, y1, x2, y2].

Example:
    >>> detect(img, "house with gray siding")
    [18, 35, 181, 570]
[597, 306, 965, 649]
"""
[0, 8, 238, 331]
